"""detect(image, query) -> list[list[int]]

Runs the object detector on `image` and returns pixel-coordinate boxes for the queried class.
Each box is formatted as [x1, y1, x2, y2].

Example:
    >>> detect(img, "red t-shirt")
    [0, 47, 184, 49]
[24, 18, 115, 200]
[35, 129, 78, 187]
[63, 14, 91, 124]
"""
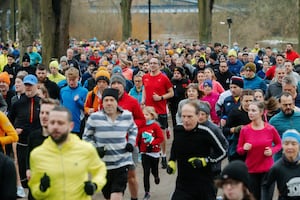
[143, 72, 172, 114]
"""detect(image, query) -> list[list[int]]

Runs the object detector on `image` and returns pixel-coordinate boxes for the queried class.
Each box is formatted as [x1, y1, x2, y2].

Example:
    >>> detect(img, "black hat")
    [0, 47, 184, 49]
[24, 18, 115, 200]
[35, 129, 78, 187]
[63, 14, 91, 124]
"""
[209, 52, 218, 61]
[88, 60, 97, 67]
[22, 53, 30, 62]
[198, 57, 206, 63]
[230, 76, 244, 88]
[102, 88, 119, 102]
[221, 160, 250, 188]
[173, 67, 185, 76]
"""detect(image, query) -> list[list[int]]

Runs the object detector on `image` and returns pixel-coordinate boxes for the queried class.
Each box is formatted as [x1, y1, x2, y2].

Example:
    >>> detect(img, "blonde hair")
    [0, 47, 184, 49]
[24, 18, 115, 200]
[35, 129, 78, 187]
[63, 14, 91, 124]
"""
[65, 67, 79, 79]
[143, 106, 158, 120]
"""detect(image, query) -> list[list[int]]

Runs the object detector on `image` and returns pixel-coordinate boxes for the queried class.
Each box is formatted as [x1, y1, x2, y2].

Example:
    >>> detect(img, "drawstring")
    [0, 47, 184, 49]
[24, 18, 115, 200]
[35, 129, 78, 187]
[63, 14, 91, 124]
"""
[30, 98, 34, 123]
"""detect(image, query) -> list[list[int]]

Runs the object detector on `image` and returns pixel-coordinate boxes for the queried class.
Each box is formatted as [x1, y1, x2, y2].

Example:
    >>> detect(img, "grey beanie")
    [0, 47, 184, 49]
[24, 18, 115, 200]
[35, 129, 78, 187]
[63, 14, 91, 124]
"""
[110, 74, 126, 88]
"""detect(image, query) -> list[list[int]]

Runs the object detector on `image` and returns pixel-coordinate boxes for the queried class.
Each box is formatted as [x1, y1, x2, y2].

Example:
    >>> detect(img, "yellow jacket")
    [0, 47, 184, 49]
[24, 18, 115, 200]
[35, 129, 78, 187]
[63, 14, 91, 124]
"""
[29, 134, 107, 200]
[0, 111, 18, 153]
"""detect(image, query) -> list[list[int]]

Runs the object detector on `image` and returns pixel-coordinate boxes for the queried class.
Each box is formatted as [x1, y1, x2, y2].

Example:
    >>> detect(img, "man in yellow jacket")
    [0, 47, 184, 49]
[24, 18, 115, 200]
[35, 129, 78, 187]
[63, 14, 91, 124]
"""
[28, 106, 107, 200]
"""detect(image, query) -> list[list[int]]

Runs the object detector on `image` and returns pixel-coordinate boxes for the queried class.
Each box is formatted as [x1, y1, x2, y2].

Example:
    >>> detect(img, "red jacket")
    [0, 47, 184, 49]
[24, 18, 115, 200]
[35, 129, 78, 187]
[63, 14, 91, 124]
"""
[136, 121, 164, 153]
[118, 92, 146, 129]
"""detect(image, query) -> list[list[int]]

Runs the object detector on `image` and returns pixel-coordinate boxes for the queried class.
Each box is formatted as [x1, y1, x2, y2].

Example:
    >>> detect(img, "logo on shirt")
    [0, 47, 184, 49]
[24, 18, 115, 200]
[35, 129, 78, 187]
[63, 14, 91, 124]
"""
[287, 177, 300, 197]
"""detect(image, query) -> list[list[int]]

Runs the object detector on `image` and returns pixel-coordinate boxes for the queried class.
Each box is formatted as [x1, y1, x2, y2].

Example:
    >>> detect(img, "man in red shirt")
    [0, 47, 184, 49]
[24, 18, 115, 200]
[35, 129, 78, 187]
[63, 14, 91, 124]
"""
[142, 57, 174, 169]
[286, 43, 299, 62]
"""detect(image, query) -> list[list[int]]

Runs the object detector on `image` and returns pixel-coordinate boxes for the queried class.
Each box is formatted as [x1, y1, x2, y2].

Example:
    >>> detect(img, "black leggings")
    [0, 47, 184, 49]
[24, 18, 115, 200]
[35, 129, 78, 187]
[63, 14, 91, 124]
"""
[141, 154, 159, 193]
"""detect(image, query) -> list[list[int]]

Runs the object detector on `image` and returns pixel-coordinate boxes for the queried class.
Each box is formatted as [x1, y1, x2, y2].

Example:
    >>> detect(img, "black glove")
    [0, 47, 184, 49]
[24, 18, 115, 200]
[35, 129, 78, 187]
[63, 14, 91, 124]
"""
[40, 173, 50, 192]
[125, 143, 134, 152]
[84, 181, 97, 195]
[96, 146, 106, 158]
[146, 144, 153, 152]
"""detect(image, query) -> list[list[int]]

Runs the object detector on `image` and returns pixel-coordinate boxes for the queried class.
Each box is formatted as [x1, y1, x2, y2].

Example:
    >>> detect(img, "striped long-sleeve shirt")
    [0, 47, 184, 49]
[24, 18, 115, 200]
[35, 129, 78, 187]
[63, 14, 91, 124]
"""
[83, 108, 137, 170]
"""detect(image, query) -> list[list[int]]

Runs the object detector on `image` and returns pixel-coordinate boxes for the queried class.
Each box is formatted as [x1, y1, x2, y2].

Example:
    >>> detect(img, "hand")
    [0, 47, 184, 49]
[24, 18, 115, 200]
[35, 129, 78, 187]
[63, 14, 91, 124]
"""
[88, 108, 94, 115]
[146, 144, 153, 152]
[152, 93, 162, 101]
[125, 143, 134, 152]
[84, 181, 97, 195]
[188, 157, 208, 168]
[39, 173, 50, 192]
[16, 128, 23, 135]
[74, 94, 79, 101]
[233, 125, 243, 134]
[142, 132, 154, 143]
[264, 147, 272, 156]
[243, 143, 252, 151]
[220, 119, 226, 127]
[96, 146, 106, 158]
[26, 169, 31, 180]
[166, 161, 176, 174]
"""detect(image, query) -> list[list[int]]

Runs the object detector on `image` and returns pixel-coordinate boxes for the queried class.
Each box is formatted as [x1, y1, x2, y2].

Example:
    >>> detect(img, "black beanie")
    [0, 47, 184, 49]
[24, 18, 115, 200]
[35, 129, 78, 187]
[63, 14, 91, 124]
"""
[221, 160, 250, 188]
[102, 88, 119, 102]
[22, 53, 30, 62]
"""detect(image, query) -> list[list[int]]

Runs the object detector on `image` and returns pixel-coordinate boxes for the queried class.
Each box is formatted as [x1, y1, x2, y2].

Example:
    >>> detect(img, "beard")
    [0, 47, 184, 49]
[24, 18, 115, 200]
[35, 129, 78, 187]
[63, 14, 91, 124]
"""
[284, 109, 294, 117]
[50, 131, 69, 145]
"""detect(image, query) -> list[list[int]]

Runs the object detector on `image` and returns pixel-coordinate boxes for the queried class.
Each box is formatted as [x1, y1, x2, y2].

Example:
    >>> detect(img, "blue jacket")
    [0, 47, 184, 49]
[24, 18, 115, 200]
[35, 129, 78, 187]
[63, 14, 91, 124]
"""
[129, 86, 143, 104]
[60, 85, 88, 133]
[243, 75, 267, 93]
[227, 60, 243, 76]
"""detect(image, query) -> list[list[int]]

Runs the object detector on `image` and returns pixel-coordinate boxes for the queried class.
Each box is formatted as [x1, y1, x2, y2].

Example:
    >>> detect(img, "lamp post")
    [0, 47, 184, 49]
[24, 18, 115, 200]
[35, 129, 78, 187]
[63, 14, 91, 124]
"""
[148, 0, 152, 45]
[227, 17, 232, 49]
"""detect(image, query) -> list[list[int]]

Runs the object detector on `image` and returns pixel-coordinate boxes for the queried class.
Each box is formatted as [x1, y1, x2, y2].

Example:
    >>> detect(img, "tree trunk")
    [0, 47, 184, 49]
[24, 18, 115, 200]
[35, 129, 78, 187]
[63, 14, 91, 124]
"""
[298, 0, 300, 52]
[32, 0, 40, 40]
[120, 0, 132, 41]
[198, 0, 214, 44]
[40, 0, 71, 66]
[9, 0, 17, 41]
[18, 0, 33, 58]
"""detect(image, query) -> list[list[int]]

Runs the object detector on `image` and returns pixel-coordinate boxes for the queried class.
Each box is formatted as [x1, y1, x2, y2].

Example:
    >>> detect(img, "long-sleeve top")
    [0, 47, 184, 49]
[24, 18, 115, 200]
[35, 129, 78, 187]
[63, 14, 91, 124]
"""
[118, 92, 146, 129]
[136, 120, 164, 153]
[237, 122, 281, 173]
[0, 111, 18, 153]
[60, 85, 88, 133]
[83, 109, 137, 170]
[0, 152, 16, 200]
[269, 111, 300, 161]
[243, 75, 267, 93]
[263, 156, 300, 200]
[169, 124, 227, 186]
[28, 134, 107, 200]
[8, 94, 41, 144]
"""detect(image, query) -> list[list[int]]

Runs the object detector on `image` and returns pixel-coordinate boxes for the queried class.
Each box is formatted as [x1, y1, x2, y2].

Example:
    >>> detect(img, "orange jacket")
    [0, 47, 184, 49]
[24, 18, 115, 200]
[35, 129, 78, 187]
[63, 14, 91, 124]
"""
[84, 86, 103, 115]
[0, 111, 18, 153]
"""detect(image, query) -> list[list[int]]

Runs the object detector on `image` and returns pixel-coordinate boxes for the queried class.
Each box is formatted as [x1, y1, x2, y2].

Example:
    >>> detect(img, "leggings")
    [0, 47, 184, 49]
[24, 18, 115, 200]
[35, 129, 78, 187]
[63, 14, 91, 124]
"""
[141, 154, 159, 193]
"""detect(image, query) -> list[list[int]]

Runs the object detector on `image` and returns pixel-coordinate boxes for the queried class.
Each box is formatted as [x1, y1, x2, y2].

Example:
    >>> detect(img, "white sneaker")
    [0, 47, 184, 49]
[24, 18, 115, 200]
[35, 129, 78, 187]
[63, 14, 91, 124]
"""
[17, 186, 26, 198]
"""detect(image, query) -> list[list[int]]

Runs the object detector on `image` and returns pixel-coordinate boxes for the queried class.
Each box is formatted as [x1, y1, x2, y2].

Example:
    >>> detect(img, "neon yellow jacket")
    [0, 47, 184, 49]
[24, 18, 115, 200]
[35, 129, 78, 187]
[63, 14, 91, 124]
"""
[28, 134, 107, 200]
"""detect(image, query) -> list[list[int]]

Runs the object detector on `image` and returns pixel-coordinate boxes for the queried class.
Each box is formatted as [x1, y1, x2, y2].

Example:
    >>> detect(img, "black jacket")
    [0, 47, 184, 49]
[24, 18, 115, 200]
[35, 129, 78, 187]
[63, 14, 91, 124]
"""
[0, 152, 16, 200]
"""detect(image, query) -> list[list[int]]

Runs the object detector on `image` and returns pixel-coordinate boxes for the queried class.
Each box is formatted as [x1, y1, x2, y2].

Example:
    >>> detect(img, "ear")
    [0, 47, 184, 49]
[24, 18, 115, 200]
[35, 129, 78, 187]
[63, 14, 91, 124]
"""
[69, 121, 74, 131]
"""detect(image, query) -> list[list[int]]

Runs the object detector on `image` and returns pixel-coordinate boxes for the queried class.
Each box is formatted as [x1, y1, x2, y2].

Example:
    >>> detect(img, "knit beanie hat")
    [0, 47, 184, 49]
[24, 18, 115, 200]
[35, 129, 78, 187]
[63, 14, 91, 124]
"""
[228, 49, 237, 57]
[203, 80, 213, 88]
[110, 74, 126, 88]
[230, 76, 244, 88]
[221, 160, 250, 188]
[96, 70, 110, 84]
[0, 72, 10, 85]
[199, 101, 210, 115]
[244, 62, 256, 72]
[112, 66, 122, 74]
[22, 53, 30, 62]
[174, 67, 185, 76]
[102, 88, 119, 102]
[49, 60, 59, 69]
[282, 129, 300, 144]
[60, 56, 68, 63]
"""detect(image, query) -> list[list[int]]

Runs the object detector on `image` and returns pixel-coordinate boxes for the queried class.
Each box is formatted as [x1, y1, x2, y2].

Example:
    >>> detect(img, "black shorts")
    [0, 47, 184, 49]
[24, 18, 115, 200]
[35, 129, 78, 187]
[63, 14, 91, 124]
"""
[102, 166, 129, 199]
[158, 114, 168, 129]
